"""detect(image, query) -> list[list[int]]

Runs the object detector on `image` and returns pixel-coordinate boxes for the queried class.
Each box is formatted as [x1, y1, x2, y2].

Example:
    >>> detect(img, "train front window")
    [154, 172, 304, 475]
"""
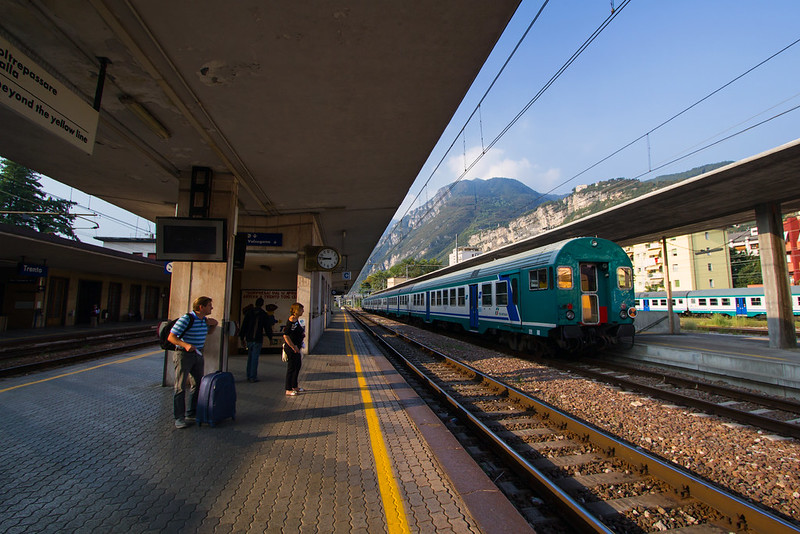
[582, 294, 599, 324]
[557, 267, 573, 289]
[617, 267, 632, 289]
[580, 264, 597, 292]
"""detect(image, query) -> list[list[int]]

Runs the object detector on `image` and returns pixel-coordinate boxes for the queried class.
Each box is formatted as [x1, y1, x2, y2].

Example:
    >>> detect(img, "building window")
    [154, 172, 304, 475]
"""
[709, 279, 714, 288]
[674, 280, 681, 288]
[707, 263, 712, 271]
[704, 231, 709, 240]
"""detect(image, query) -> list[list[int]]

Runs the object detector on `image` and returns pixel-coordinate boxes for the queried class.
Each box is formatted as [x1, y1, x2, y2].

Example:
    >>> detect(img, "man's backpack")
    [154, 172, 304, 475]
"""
[158, 313, 194, 350]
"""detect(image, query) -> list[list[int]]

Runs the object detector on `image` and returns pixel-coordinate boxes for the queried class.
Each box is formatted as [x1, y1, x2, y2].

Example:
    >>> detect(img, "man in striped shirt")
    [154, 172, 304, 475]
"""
[169, 296, 218, 429]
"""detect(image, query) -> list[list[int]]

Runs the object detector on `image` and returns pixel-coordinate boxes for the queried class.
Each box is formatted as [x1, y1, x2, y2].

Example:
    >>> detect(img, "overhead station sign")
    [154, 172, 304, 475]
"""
[0, 35, 98, 155]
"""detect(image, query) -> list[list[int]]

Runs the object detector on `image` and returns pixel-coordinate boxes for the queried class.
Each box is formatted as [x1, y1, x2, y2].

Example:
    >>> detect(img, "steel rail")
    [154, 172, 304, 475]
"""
[550, 362, 800, 439]
[352, 310, 800, 534]
[350, 311, 613, 533]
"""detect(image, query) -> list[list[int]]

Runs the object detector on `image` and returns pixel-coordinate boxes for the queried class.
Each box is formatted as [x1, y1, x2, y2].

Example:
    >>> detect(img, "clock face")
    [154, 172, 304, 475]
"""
[316, 247, 340, 270]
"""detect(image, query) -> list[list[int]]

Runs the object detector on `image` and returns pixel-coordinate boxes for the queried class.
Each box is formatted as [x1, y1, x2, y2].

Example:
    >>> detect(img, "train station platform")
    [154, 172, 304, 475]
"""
[617, 330, 800, 399]
[0, 311, 531, 533]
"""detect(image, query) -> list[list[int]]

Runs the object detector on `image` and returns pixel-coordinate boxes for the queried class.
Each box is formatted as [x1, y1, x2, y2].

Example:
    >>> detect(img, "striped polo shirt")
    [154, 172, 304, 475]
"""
[170, 312, 209, 351]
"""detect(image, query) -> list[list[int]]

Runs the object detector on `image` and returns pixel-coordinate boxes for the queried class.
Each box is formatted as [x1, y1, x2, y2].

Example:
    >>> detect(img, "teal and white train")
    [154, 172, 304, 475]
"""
[637, 287, 800, 317]
[362, 237, 637, 353]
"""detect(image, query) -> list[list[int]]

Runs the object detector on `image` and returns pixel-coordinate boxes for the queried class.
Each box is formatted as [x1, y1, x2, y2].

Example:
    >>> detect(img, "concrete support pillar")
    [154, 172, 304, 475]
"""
[164, 174, 239, 386]
[755, 202, 796, 349]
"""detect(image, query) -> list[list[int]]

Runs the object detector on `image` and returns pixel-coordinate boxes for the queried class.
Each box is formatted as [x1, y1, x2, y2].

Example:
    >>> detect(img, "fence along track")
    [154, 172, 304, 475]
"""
[350, 310, 799, 534]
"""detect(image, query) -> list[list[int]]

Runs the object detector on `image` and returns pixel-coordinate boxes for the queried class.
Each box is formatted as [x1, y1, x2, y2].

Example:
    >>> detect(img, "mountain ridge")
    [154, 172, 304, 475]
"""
[364, 163, 732, 278]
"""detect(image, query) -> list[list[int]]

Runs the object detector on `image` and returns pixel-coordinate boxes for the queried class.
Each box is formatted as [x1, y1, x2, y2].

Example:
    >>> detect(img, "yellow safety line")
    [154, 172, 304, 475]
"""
[343, 314, 411, 534]
[0, 349, 161, 393]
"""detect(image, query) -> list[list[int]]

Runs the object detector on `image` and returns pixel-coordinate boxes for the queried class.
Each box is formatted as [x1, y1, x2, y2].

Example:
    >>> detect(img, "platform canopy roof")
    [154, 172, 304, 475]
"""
[0, 1, 521, 292]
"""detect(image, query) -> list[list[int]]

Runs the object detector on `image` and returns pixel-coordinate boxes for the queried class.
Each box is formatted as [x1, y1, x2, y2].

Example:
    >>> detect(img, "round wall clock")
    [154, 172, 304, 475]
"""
[316, 247, 340, 270]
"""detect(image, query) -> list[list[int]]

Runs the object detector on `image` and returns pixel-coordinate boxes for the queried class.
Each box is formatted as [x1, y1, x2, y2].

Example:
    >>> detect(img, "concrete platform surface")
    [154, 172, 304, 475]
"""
[0, 311, 531, 533]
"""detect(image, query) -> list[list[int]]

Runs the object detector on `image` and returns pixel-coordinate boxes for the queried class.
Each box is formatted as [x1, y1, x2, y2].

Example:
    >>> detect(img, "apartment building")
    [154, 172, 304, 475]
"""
[626, 229, 732, 292]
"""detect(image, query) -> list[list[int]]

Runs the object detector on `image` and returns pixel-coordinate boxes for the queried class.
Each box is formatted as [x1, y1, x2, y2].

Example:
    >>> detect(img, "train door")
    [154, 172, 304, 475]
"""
[641, 299, 650, 311]
[425, 291, 431, 323]
[579, 263, 603, 324]
[735, 297, 747, 316]
[469, 284, 479, 330]
[499, 274, 522, 326]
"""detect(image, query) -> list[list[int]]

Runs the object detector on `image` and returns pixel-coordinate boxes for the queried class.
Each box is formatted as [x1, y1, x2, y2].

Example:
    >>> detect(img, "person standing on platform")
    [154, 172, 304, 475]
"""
[282, 302, 305, 396]
[239, 297, 271, 383]
[169, 296, 218, 429]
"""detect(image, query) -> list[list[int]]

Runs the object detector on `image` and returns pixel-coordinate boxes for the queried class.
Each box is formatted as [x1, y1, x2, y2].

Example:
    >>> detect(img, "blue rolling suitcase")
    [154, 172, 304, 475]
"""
[197, 371, 237, 427]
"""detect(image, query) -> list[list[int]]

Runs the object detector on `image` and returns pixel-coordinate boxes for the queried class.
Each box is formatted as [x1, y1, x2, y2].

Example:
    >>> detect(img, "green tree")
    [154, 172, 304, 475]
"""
[730, 249, 762, 287]
[362, 257, 444, 292]
[0, 159, 77, 239]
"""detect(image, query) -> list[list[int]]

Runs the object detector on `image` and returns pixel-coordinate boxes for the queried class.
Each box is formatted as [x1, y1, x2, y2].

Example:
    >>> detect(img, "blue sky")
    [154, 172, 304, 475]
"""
[28, 1, 800, 242]
[396, 0, 800, 217]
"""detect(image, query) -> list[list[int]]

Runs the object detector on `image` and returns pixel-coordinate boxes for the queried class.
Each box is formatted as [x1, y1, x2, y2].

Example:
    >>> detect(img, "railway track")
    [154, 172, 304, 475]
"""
[350, 310, 799, 534]
[0, 325, 159, 376]
[558, 359, 800, 440]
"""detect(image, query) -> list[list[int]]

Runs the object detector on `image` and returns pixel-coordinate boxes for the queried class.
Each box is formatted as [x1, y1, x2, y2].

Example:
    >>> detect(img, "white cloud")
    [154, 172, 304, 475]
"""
[445, 146, 563, 193]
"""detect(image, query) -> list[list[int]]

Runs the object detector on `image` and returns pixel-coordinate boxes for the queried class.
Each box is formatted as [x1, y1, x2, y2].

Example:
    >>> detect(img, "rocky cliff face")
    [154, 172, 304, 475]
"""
[466, 182, 635, 251]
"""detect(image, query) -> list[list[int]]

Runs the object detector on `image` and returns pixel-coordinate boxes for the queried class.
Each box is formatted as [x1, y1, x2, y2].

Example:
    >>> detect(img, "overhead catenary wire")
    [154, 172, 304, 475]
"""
[375, 30, 800, 276]
[375, 0, 630, 270]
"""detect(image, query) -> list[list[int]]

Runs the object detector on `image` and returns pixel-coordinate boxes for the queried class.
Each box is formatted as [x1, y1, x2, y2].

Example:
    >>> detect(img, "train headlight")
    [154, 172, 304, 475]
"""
[565, 310, 575, 321]
[627, 307, 637, 318]
[619, 310, 628, 319]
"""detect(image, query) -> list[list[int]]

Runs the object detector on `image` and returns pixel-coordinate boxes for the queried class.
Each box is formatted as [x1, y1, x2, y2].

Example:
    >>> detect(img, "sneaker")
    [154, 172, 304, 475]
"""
[285, 390, 297, 396]
[175, 418, 189, 429]
[184, 415, 196, 423]
[293, 387, 304, 392]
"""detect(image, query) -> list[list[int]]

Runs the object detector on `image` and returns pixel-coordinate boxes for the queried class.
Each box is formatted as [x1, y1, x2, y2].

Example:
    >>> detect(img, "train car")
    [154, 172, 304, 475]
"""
[362, 237, 637, 353]
[635, 287, 800, 317]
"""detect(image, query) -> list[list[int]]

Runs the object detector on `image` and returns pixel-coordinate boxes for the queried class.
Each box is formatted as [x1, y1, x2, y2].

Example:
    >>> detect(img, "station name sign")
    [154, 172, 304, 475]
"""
[0, 35, 99, 155]
[246, 233, 283, 247]
[18, 263, 48, 277]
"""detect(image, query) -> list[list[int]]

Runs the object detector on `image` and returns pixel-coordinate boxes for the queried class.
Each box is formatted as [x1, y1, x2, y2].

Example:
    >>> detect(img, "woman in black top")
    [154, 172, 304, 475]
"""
[282, 302, 305, 395]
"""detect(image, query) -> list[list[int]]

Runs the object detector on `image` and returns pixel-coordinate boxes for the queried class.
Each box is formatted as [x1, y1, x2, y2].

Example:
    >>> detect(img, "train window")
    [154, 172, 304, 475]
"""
[511, 278, 518, 305]
[442, 290, 448, 306]
[496, 281, 508, 306]
[582, 294, 599, 324]
[437, 291, 443, 306]
[458, 287, 466, 306]
[529, 268, 548, 290]
[580, 264, 597, 292]
[751, 297, 762, 306]
[617, 267, 633, 289]
[709, 298, 718, 306]
[450, 289, 456, 306]
[698, 299, 707, 306]
[557, 267, 573, 289]
[482, 283, 493, 306]
[721, 298, 730, 306]
[660, 299, 667, 305]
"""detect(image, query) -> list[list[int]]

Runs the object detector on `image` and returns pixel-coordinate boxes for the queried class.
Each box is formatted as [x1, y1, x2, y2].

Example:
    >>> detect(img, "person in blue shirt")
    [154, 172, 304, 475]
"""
[168, 296, 218, 429]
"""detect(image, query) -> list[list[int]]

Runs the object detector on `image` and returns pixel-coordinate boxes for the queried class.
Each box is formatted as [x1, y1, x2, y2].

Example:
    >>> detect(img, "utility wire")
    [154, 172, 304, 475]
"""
[373, 0, 630, 270]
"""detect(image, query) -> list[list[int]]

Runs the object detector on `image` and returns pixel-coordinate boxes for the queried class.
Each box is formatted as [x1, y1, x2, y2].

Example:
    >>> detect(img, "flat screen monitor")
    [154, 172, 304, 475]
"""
[156, 217, 227, 262]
